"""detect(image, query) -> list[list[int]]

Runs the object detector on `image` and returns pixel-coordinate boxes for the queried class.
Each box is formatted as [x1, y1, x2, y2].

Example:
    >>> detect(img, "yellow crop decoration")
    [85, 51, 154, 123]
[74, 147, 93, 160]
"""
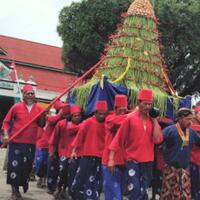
[111, 57, 132, 84]
[100, 74, 105, 89]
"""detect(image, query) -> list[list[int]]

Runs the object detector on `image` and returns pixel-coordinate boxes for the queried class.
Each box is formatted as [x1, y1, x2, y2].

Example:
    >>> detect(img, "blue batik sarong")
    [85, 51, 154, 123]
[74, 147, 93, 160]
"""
[57, 157, 80, 192]
[125, 161, 152, 200]
[35, 148, 48, 178]
[57, 156, 69, 189]
[190, 162, 200, 200]
[7, 142, 35, 192]
[102, 165, 125, 200]
[47, 155, 59, 191]
[71, 156, 102, 200]
[68, 158, 80, 197]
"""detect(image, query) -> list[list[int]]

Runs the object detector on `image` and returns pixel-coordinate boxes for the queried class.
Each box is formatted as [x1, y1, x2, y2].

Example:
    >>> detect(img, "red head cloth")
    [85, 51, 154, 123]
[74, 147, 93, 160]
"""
[114, 94, 128, 107]
[70, 105, 81, 115]
[96, 100, 108, 111]
[195, 106, 200, 113]
[138, 88, 153, 101]
[54, 101, 64, 110]
[62, 103, 71, 113]
[22, 84, 34, 93]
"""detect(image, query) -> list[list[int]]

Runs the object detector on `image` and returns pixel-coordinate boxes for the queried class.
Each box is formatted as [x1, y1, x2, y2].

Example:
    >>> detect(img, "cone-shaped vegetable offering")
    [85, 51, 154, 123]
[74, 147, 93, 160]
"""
[72, 0, 175, 115]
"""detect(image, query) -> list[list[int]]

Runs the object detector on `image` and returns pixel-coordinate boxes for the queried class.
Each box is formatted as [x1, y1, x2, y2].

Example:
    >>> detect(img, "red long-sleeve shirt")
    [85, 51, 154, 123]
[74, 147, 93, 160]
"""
[36, 127, 48, 149]
[109, 111, 163, 162]
[191, 122, 200, 167]
[49, 119, 80, 157]
[2, 102, 43, 144]
[102, 113, 127, 165]
[45, 114, 62, 142]
[71, 116, 106, 158]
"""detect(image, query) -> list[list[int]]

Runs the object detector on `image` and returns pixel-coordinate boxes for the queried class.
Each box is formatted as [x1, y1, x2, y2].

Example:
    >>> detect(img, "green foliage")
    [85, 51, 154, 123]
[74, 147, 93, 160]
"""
[69, 0, 170, 114]
[57, 0, 132, 73]
[58, 0, 200, 95]
[154, 0, 200, 95]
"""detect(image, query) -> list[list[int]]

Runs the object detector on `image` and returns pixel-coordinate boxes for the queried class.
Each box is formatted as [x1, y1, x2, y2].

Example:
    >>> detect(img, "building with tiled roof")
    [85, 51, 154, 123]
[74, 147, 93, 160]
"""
[0, 35, 77, 124]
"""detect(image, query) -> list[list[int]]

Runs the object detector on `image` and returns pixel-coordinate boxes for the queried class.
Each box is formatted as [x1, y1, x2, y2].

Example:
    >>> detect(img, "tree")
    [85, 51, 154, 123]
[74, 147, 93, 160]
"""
[69, 0, 172, 114]
[154, 0, 200, 95]
[57, 0, 131, 73]
[58, 0, 200, 95]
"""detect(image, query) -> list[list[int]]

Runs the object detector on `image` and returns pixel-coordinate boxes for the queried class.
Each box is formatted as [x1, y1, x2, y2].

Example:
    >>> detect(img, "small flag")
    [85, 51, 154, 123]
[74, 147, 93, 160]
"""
[9, 61, 17, 81]
[9, 61, 23, 102]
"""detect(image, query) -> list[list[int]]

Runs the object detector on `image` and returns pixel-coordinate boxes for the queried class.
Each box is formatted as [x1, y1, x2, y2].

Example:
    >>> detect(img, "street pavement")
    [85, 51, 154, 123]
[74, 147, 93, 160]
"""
[0, 148, 53, 200]
[0, 148, 152, 200]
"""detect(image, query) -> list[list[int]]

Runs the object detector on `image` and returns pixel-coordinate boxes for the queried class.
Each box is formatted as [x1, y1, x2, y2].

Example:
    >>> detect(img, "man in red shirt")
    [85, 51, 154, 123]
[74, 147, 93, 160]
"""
[102, 94, 128, 200]
[108, 89, 163, 200]
[190, 105, 200, 200]
[49, 105, 82, 200]
[2, 84, 45, 200]
[46, 102, 70, 194]
[35, 116, 49, 188]
[70, 100, 108, 200]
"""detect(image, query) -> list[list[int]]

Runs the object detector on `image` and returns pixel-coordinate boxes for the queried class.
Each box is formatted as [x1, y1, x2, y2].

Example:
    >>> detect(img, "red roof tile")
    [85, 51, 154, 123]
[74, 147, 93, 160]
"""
[0, 35, 64, 69]
[0, 35, 78, 93]
[16, 64, 77, 93]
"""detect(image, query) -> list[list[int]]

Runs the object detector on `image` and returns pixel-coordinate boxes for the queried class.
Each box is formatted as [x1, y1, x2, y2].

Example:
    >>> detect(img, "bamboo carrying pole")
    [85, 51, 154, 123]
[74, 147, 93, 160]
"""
[1, 57, 105, 147]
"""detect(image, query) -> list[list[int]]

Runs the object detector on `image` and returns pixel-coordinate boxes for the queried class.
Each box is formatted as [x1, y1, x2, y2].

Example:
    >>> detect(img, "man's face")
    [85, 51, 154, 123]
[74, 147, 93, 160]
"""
[179, 114, 193, 128]
[115, 107, 127, 115]
[72, 112, 82, 125]
[23, 90, 35, 105]
[62, 111, 70, 120]
[138, 100, 152, 115]
[95, 110, 108, 123]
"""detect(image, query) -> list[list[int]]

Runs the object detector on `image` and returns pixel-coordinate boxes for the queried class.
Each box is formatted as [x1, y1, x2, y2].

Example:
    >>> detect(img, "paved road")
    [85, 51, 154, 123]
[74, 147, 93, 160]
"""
[0, 148, 106, 200]
[0, 148, 54, 200]
[0, 148, 152, 200]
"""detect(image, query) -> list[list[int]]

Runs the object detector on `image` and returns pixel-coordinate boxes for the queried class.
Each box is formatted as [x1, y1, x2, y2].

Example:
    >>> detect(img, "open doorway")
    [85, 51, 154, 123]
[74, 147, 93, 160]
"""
[0, 96, 14, 129]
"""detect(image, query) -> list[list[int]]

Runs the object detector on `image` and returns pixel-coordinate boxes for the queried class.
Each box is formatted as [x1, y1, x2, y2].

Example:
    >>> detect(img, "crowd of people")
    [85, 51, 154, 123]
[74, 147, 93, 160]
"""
[1, 84, 200, 200]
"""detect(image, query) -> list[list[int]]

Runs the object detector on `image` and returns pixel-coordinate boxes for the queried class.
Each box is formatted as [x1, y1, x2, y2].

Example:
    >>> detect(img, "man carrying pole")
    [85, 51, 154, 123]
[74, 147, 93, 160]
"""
[1, 57, 105, 199]
[108, 88, 163, 200]
[2, 84, 45, 200]
[102, 94, 128, 200]
[70, 100, 108, 200]
[46, 102, 70, 194]
[49, 105, 82, 200]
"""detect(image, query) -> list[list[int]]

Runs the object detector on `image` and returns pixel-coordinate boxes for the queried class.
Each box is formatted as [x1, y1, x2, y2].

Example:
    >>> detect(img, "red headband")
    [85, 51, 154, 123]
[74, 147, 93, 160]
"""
[23, 84, 34, 93]
[138, 88, 153, 101]
[114, 94, 127, 107]
[96, 101, 108, 111]
[62, 104, 70, 113]
[54, 101, 64, 110]
[70, 105, 81, 115]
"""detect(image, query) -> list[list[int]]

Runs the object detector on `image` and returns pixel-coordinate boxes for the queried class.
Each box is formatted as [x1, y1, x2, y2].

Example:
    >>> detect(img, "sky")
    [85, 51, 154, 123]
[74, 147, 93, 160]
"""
[1, 0, 80, 47]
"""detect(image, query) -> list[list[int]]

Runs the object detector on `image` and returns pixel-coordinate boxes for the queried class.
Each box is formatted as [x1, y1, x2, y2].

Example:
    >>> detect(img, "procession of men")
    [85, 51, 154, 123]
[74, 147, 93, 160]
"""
[1, 84, 200, 200]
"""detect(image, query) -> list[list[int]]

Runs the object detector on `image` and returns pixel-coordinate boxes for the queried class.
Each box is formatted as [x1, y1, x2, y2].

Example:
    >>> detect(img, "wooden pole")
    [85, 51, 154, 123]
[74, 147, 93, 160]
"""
[1, 57, 105, 147]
